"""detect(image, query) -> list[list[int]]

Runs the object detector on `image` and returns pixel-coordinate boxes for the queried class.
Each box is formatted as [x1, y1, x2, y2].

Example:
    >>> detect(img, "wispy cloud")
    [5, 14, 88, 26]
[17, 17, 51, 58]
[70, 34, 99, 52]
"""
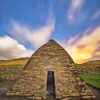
[67, 0, 85, 23]
[91, 10, 100, 20]
[64, 27, 100, 63]
[10, 13, 55, 48]
[0, 7, 55, 60]
[0, 36, 33, 60]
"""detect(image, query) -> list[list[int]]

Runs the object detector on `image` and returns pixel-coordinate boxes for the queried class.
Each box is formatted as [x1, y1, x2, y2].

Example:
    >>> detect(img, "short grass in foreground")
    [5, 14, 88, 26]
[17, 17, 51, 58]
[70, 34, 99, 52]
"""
[81, 74, 100, 89]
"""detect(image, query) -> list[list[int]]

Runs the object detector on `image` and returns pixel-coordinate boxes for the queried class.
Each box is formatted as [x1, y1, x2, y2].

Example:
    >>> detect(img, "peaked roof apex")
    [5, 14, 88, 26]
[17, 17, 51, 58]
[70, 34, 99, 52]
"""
[48, 39, 56, 43]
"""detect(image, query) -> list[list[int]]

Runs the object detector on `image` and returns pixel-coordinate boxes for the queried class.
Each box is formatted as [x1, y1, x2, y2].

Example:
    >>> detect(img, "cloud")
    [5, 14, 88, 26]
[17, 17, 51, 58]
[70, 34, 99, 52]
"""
[0, 36, 33, 60]
[91, 10, 100, 20]
[10, 14, 55, 48]
[64, 27, 100, 63]
[67, 0, 85, 23]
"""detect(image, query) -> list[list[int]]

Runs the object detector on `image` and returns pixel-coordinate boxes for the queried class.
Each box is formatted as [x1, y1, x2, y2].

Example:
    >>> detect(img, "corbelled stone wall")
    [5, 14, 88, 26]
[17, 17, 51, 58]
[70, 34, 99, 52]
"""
[7, 40, 95, 100]
[76, 66, 100, 74]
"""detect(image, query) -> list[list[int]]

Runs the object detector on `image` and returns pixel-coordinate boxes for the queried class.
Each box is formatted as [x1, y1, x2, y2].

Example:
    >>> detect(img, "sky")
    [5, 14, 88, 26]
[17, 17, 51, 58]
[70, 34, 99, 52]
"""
[0, 0, 100, 63]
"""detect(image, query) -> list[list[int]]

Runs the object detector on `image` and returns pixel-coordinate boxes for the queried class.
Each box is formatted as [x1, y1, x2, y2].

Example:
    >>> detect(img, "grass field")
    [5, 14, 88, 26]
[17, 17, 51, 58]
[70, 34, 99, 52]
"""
[0, 58, 29, 80]
[0, 57, 29, 67]
[77, 60, 100, 89]
[81, 74, 100, 89]
[76, 60, 100, 68]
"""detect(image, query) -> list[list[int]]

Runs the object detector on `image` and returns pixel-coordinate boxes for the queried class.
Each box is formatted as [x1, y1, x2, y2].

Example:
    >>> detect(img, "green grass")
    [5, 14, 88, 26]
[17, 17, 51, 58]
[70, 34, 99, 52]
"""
[81, 74, 100, 89]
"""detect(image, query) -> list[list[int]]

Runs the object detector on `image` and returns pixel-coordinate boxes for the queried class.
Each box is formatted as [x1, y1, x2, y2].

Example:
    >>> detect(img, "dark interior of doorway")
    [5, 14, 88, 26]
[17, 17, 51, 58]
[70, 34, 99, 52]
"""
[46, 71, 56, 97]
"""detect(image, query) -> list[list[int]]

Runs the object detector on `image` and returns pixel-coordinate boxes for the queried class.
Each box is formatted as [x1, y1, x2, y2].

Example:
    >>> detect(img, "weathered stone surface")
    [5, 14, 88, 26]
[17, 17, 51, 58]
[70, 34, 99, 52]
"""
[7, 39, 95, 99]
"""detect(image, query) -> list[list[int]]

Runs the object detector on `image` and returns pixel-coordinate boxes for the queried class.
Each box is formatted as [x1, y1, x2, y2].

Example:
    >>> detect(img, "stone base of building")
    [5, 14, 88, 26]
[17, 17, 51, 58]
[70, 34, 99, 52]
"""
[6, 92, 96, 100]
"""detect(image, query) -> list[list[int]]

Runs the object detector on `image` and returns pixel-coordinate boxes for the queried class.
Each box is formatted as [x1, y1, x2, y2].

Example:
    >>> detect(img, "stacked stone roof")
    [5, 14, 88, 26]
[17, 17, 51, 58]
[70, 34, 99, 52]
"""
[7, 39, 95, 100]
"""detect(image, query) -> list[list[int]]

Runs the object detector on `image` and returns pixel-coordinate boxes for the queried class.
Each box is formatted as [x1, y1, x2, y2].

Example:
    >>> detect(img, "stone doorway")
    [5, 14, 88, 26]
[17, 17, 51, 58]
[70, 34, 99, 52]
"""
[46, 71, 56, 97]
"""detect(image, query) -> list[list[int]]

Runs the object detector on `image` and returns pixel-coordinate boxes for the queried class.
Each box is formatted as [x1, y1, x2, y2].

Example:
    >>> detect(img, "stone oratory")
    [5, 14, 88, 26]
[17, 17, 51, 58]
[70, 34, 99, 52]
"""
[7, 39, 95, 100]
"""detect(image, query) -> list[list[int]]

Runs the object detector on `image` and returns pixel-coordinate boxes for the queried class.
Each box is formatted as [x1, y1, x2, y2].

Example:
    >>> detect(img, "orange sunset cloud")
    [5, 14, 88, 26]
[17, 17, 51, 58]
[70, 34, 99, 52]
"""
[65, 27, 100, 64]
